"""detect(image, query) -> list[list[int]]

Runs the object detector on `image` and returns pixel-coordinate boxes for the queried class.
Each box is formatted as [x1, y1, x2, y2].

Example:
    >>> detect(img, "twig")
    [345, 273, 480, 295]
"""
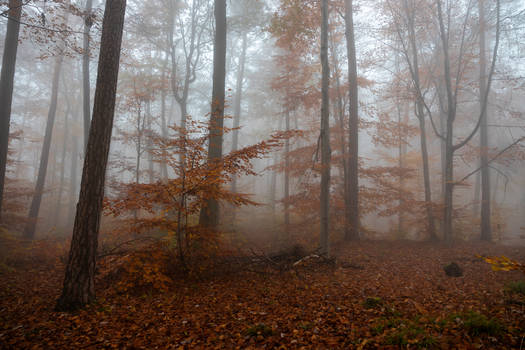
[455, 136, 524, 185]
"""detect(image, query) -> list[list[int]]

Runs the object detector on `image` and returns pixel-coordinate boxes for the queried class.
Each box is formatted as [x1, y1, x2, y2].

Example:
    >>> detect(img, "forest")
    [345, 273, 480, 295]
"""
[0, 0, 524, 348]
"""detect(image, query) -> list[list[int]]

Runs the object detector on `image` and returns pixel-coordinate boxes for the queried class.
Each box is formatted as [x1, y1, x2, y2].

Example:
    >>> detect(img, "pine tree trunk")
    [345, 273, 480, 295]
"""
[344, 0, 359, 241]
[0, 0, 22, 221]
[56, 0, 126, 311]
[24, 54, 64, 239]
[199, 0, 227, 229]
[82, 0, 93, 152]
[319, 0, 331, 256]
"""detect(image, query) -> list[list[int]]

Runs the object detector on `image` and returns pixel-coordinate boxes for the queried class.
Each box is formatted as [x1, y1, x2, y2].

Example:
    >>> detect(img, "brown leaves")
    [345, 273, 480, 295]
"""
[2, 240, 524, 348]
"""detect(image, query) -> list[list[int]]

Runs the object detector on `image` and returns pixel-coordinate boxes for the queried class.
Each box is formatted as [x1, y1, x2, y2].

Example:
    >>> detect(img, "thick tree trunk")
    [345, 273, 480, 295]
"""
[344, 0, 359, 241]
[0, 0, 22, 221]
[231, 33, 248, 194]
[24, 54, 64, 239]
[56, 0, 126, 311]
[478, 0, 491, 241]
[82, 0, 93, 152]
[319, 0, 331, 256]
[199, 0, 226, 229]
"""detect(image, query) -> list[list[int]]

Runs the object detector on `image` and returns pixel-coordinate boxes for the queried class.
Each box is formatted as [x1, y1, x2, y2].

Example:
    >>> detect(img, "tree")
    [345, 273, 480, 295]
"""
[436, 0, 500, 242]
[388, 0, 438, 240]
[319, 0, 331, 256]
[0, 0, 22, 221]
[24, 52, 65, 239]
[82, 0, 94, 152]
[344, 0, 359, 241]
[199, 0, 226, 229]
[478, 0, 491, 241]
[56, 0, 127, 311]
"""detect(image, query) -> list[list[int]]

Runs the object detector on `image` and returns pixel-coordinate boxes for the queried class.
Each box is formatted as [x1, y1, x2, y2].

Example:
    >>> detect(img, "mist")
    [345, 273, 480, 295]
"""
[1, 0, 524, 348]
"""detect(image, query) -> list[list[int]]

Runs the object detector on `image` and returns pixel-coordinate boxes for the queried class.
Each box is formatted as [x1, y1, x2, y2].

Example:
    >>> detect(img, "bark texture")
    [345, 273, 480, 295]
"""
[82, 0, 93, 152]
[56, 0, 126, 311]
[0, 0, 22, 220]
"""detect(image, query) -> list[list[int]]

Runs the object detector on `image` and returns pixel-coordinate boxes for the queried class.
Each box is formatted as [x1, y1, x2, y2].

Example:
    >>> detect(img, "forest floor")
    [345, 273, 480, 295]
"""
[1, 239, 524, 349]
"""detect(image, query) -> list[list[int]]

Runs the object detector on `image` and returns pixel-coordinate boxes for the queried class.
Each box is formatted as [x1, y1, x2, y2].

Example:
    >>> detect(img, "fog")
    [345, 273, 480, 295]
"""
[1, 0, 523, 246]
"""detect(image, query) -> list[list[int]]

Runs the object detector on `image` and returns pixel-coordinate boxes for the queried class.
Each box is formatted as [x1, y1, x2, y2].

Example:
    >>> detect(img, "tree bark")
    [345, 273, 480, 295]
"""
[0, 0, 22, 221]
[56, 0, 126, 311]
[319, 0, 331, 256]
[199, 0, 226, 229]
[344, 0, 359, 241]
[24, 54, 64, 239]
[284, 110, 290, 238]
[478, 0, 491, 241]
[82, 0, 93, 152]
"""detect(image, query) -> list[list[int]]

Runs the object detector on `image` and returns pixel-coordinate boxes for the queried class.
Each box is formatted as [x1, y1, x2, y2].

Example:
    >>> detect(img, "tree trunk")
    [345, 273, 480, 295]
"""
[199, 0, 226, 229]
[146, 101, 154, 184]
[404, 0, 437, 240]
[82, 0, 93, 152]
[67, 125, 79, 228]
[319, 0, 331, 256]
[329, 24, 349, 237]
[0, 0, 22, 221]
[284, 110, 290, 238]
[231, 32, 248, 194]
[159, 60, 169, 180]
[54, 104, 71, 227]
[478, 0, 491, 241]
[24, 54, 64, 239]
[344, 0, 359, 241]
[56, 0, 126, 311]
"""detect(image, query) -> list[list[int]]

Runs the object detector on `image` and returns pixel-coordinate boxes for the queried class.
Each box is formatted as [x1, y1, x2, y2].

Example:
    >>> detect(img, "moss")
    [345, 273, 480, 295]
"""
[452, 311, 503, 336]
[505, 280, 525, 295]
[363, 296, 383, 309]
[244, 323, 273, 338]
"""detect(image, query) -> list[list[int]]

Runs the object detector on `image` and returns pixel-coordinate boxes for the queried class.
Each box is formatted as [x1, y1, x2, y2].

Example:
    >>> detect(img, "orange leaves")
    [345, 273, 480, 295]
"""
[116, 248, 172, 293]
[479, 255, 525, 274]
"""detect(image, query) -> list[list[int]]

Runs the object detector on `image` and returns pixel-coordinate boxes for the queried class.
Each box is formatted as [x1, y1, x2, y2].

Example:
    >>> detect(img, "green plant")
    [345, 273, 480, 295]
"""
[505, 280, 525, 295]
[363, 296, 384, 309]
[244, 323, 273, 338]
[453, 311, 502, 336]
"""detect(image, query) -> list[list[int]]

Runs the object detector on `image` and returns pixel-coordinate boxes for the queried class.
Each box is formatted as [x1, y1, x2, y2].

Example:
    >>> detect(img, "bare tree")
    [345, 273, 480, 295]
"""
[436, 0, 500, 241]
[24, 52, 65, 239]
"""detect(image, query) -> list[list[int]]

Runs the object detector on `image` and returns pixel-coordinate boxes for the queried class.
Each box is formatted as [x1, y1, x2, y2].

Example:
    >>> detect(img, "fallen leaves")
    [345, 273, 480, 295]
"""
[1, 240, 524, 348]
